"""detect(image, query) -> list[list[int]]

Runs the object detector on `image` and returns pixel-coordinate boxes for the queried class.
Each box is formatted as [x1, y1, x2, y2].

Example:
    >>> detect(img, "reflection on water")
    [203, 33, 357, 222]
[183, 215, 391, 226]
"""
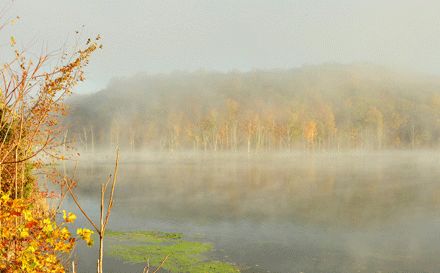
[63, 151, 440, 273]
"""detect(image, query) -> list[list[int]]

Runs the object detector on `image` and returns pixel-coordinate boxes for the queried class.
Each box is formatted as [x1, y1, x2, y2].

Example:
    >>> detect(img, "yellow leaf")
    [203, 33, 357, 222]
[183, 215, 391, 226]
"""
[23, 210, 33, 221]
[63, 210, 77, 223]
[20, 228, 29, 238]
[77, 228, 94, 246]
[10, 36, 16, 47]
[1, 194, 10, 202]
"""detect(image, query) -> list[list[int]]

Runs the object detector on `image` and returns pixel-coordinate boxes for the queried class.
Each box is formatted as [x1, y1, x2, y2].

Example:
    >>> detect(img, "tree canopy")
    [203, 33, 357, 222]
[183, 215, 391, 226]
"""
[66, 64, 440, 151]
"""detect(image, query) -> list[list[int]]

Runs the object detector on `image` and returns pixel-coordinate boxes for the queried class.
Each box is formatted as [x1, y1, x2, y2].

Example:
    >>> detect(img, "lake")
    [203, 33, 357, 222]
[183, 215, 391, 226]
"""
[61, 151, 440, 273]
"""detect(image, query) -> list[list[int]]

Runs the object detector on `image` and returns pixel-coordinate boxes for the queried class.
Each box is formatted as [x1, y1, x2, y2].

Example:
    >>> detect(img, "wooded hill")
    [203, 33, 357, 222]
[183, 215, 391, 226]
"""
[65, 64, 440, 151]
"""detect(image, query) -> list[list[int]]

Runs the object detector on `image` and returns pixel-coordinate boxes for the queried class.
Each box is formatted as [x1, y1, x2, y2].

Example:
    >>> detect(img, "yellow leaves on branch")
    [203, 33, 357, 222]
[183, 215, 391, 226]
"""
[0, 20, 100, 271]
[76, 228, 94, 246]
[0, 34, 101, 166]
[20, 228, 30, 238]
[0, 193, 73, 272]
[0, 192, 92, 272]
[62, 209, 76, 223]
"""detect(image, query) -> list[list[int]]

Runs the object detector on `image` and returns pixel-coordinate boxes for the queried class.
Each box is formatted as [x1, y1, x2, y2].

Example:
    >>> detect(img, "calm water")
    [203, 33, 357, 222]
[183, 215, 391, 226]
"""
[62, 151, 440, 273]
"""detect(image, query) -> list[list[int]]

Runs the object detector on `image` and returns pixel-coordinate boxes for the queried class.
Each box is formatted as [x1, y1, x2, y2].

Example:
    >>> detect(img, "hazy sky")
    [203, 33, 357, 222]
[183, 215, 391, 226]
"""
[4, 0, 440, 93]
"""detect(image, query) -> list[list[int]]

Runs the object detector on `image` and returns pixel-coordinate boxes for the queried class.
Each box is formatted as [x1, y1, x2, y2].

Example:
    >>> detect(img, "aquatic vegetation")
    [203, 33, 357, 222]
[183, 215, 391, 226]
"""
[107, 230, 239, 273]
[106, 230, 183, 243]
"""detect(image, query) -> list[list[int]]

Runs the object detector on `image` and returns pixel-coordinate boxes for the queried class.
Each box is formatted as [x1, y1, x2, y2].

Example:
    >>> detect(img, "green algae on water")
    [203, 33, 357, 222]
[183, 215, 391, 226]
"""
[106, 230, 183, 243]
[106, 230, 239, 273]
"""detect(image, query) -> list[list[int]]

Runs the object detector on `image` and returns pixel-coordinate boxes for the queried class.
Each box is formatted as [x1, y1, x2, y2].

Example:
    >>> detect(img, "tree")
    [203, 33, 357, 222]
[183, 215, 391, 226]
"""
[365, 107, 384, 149]
[0, 15, 101, 272]
[304, 120, 317, 148]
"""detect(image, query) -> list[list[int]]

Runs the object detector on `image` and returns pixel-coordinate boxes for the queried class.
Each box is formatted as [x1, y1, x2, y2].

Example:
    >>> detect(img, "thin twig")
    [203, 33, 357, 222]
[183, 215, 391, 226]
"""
[103, 148, 119, 230]
[143, 259, 150, 273]
[152, 255, 169, 273]
[65, 178, 99, 232]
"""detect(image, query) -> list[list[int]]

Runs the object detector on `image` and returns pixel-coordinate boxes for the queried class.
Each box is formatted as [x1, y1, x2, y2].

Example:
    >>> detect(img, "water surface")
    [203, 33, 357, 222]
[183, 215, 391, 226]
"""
[63, 151, 440, 273]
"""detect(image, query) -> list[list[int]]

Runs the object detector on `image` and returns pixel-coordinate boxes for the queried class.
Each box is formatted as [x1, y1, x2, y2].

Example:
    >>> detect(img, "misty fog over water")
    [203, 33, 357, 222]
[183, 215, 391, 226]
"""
[6, 1, 440, 272]
[65, 65, 440, 152]
[61, 151, 440, 273]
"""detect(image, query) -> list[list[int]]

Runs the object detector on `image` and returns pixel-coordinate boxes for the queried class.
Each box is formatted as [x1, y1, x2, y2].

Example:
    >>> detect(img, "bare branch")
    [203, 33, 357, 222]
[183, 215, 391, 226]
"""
[65, 178, 99, 232]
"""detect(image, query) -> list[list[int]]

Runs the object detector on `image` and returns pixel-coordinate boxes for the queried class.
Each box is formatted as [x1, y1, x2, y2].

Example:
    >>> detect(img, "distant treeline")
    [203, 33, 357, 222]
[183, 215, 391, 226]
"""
[65, 64, 440, 151]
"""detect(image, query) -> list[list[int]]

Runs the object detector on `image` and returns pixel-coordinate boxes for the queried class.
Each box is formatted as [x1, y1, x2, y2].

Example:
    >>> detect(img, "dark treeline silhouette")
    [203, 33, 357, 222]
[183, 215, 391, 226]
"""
[65, 64, 440, 151]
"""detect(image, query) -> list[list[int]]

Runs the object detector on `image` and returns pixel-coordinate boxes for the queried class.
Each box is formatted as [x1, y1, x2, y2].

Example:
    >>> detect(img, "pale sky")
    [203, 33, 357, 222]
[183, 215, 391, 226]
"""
[3, 0, 440, 93]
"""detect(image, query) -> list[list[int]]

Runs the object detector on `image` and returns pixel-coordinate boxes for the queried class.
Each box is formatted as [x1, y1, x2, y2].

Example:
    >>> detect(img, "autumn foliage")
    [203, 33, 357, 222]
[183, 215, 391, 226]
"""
[0, 17, 99, 272]
[67, 65, 440, 151]
[0, 194, 74, 272]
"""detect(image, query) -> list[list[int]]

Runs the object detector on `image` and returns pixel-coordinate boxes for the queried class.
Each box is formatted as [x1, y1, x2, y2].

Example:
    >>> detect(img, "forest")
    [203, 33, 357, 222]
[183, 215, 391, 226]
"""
[66, 64, 440, 151]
